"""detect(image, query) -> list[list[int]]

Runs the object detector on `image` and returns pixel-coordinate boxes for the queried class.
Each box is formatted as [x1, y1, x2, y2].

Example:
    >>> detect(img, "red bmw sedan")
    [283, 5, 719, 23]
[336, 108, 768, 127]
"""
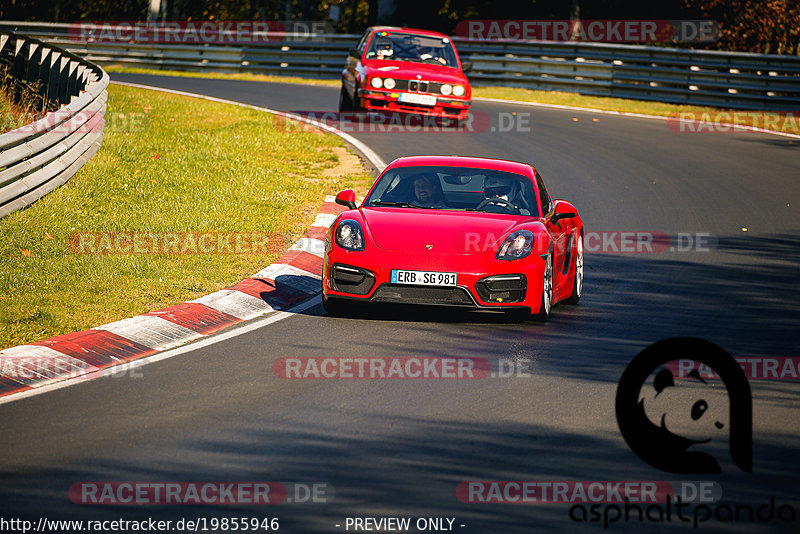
[340, 27, 472, 121]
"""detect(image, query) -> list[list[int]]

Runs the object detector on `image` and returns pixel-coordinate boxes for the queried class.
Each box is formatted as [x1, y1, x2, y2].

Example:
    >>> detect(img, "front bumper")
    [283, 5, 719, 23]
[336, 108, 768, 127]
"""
[357, 88, 471, 120]
[323, 246, 544, 312]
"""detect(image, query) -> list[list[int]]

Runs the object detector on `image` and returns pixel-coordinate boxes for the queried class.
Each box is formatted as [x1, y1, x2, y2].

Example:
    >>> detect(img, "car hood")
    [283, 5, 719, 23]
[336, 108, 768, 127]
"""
[361, 208, 522, 254]
[364, 60, 467, 85]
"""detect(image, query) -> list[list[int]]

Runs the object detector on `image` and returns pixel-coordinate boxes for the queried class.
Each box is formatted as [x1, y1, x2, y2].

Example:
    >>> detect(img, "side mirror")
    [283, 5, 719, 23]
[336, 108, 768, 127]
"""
[349, 47, 360, 59]
[335, 190, 357, 209]
[551, 211, 576, 225]
[460, 60, 473, 73]
[550, 200, 576, 225]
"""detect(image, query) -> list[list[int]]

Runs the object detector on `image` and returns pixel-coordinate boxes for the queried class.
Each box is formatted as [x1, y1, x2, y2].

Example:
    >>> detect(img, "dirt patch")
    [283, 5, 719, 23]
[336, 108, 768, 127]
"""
[322, 146, 365, 179]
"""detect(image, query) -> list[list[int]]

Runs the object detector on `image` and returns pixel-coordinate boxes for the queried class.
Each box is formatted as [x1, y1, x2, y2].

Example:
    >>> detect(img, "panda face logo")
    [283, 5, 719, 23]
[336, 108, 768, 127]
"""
[641, 368, 729, 445]
[616, 338, 752, 474]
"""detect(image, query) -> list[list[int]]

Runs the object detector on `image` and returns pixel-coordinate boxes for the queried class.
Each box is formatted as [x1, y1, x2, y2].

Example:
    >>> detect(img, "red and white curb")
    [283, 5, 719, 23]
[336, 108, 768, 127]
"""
[0, 80, 386, 402]
[0, 198, 348, 399]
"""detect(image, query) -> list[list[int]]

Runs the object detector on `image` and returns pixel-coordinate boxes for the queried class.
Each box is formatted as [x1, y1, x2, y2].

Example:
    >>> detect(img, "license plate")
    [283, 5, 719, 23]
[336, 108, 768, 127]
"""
[391, 270, 457, 286]
[399, 92, 437, 107]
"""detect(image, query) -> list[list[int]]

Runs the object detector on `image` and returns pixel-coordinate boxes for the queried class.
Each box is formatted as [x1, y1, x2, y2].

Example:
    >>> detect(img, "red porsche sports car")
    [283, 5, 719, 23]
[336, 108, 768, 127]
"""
[322, 156, 584, 320]
[340, 26, 472, 121]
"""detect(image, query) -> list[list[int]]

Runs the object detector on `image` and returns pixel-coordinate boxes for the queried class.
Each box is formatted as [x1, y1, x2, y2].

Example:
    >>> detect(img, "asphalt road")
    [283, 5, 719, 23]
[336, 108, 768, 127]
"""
[1, 73, 799, 533]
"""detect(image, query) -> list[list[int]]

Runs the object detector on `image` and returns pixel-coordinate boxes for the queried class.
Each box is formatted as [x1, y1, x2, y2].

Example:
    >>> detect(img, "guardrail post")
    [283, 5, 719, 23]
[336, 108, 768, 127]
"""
[46, 50, 61, 104]
[57, 55, 70, 104]
[11, 37, 25, 78]
[25, 41, 40, 83]
[66, 60, 79, 102]
[37, 47, 52, 103]
[10, 38, 28, 103]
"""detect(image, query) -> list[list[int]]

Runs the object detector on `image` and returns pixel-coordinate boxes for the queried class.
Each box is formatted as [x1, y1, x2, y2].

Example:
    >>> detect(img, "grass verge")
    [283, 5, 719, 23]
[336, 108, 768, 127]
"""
[0, 83, 373, 350]
[105, 65, 340, 87]
[470, 86, 732, 117]
[0, 90, 19, 134]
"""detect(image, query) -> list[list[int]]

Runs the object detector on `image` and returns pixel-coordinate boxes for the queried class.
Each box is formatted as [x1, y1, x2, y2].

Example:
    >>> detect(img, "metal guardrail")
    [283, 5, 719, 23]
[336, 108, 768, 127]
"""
[455, 40, 800, 110]
[0, 21, 797, 111]
[0, 31, 109, 218]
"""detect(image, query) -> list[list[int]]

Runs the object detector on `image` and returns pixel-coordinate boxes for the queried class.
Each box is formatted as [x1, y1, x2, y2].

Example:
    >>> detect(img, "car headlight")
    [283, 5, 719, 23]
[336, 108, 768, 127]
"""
[453, 85, 465, 96]
[335, 219, 365, 251]
[440, 84, 452, 95]
[370, 77, 383, 89]
[497, 230, 535, 260]
[383, 78, 396, 89]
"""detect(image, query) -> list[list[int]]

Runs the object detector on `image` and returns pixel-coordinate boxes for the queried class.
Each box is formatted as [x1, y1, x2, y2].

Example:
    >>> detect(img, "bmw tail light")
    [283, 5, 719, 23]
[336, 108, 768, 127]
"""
[497, 230, 535, 260]
[335, 219, 365, 251]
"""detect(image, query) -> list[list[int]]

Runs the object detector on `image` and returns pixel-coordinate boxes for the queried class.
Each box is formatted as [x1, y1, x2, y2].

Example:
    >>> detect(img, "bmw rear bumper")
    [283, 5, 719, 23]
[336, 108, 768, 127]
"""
[357, 89, 471, 120]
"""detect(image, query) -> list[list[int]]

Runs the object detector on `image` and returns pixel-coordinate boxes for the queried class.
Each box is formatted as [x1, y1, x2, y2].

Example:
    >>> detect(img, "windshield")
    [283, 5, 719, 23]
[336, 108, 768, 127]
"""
[365, 32, 458, 67]
[364, 166, 536, 216]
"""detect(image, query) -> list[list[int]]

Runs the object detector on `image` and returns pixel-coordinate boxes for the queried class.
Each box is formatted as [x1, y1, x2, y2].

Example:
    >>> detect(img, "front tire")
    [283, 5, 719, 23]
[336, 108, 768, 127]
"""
[323, 295, 355, 317]
[351, 90, 363, 112]
[506, 308, 531, 323]
[338, 85, 353, 112]
[565, 232, 584, 304]
[533, 249, 554, 321]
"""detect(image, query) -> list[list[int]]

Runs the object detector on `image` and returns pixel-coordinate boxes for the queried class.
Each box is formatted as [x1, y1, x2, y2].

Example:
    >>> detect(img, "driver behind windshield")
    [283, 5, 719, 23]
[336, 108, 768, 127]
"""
[418, 46, 446, 65]
[482, 176, 531, 215]
[412, 175, 448, 208]
[375, 39, 394, 59]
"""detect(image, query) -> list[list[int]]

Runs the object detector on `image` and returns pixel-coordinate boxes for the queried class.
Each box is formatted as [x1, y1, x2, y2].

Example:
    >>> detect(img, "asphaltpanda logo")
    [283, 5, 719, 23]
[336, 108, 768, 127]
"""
[616, 337, 752, 473]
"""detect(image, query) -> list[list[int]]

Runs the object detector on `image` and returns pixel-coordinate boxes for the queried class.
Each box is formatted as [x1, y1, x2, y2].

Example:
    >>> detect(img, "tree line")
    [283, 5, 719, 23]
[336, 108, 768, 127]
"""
[1, 0, 797, 55]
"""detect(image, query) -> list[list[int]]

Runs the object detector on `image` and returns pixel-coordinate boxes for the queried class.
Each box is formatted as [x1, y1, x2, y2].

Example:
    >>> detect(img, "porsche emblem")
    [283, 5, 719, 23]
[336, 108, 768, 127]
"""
[426, 244, 434, 250]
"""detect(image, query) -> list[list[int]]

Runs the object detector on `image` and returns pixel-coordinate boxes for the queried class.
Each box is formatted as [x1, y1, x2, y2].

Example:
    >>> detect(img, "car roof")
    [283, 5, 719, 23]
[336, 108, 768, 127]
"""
[367, 26, 452, 39]
[385, 155, 536, 177]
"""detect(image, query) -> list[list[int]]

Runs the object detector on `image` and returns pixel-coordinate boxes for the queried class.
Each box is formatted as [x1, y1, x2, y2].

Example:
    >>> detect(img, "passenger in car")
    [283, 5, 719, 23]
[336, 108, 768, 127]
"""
[412, 175, 448, 209]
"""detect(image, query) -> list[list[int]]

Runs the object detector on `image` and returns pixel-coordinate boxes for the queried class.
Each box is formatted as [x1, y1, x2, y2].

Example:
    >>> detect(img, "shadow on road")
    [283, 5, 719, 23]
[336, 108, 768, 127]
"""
[0, 415, 797, 532]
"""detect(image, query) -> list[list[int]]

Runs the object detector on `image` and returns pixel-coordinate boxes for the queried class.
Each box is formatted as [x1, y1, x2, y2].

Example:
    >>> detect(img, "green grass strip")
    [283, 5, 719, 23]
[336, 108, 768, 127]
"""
[105, 65, 340, 87]
[470, 86, 735, 117]
[0, 83, 372, 350]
